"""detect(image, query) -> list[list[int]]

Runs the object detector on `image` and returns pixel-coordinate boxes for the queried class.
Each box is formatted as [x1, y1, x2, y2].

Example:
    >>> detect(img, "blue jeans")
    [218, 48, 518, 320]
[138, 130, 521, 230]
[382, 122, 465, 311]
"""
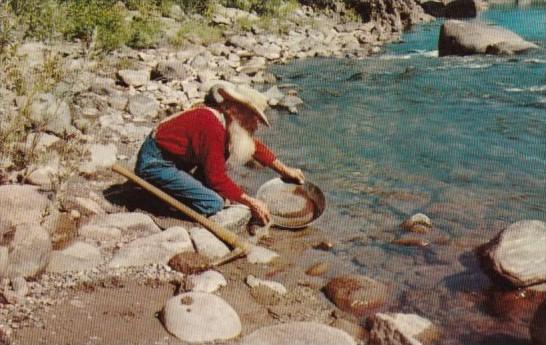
[135, 135, 224, 215]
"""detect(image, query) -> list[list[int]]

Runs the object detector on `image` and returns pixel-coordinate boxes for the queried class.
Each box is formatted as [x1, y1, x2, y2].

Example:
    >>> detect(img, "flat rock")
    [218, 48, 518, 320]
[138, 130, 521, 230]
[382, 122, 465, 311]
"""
[247, 245, 279, 264]
[0, 185, 50, 226]
[79, 143, 118, 175]
[187, 270, 227, 293]
[5, 224, 52, 278]
[368, 313, 435, 345]
[246, 275, 287, 295]
[324, 275, 389, 317]
[117, 69, 149, 87]
[128, 94, 160, 118]
[47, 241, 102, 273]
[109, 226, 193, 268]
[87, 212, 161, 235]
[74, 197, 105, 216]
[29, 93, 75, 136]
[239, 321, 357, 345]
[162, 292, 241, 342]
[439, 20, 538, 56]
[188, 227, 230, 259]
[481, 220, 546, 287]
[79, 225, 122, 242]
[209, 206, 251, 234]
[531, 300, 546, 345]
[152, 60, 193, 82]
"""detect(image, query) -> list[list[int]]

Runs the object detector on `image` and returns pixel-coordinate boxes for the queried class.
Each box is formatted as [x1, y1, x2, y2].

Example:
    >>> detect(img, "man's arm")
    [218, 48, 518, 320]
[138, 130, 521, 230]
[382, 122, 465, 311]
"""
[270, 159, 305, 185]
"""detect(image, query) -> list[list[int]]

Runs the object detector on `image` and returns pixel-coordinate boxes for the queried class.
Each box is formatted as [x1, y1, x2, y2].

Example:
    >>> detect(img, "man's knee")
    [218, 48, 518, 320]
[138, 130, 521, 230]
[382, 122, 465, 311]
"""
[196, 194, 224, 215]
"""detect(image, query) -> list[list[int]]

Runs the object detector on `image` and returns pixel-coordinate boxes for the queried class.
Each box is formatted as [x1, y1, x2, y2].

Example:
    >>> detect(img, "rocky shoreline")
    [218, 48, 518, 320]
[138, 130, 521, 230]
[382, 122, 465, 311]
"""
[1, 1, 545, 344]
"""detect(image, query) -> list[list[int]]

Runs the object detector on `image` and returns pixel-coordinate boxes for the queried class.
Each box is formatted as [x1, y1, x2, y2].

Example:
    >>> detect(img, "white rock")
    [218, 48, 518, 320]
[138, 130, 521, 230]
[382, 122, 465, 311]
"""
[162, 292, 241, 342]
[187, 270, 227, 293]
[26, 166, 58, 189]
[11, 276, 28, 297]
[246, 275, 287, 295]
[29, 93, 75, 136]
[128, 94, 160, 118]
[209, 206, 251, 233]
[87, 212, 161, 234]
[240, 322, 357, 345]
[74, 197, 105, 215]
[47, 242, 102, 273]
[247, 245, 279, 264]
[79, 143, 118, 174]
[5, 224, 52, 278]
[0, 247, 8, 277]
[117, 69, 149, 87]
[188, 227, 230, 259]
[0, 185, 50, 226]
[483, 220, 546, 287]
[109, 226, 193, 268]
[79, 225, 122, 241]
[368, 313, 433, 345]
[25, 132, 60, 152]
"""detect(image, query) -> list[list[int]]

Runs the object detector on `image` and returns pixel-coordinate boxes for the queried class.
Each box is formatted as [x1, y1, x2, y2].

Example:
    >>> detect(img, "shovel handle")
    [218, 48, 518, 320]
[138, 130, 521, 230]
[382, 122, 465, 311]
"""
[111, 163, 251, 254]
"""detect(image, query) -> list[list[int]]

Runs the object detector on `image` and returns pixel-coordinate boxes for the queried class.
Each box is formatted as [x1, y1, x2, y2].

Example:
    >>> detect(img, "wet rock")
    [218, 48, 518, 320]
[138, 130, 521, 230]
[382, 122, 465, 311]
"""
[438, 20, 538, 56]
[264, 86, 285, 106]
[128, 94, 160, 118]
[188, 227, 230, 260]
[487, 288, 546, 321]
[0, 185, 50, 227]
[246, 275, 287, 295]
[79, 143, 117, 175]
[152, 60, 193, 82]
[279, 95, 304, 113]
[87, 212, 161, 235]
[47, 242, 102, 273]
[117, 69, 149, 87]
[187, 270, 227, 293]
[324, 275, 389, 317]
[5, 224, 51, 278]
[531, 300, 546, 345]
[240, 322, 357, 345]
[162, 292, 241, 342]
[247, 245, 279, 264]
[480, 220, 546, 288]
[28, 93, 75, 136]
[306, 262, 330, 276]
[367, 313, 436, 345]
[401, 213, 432, 233]
[209, 206, 251, 234]
[444, 0, 478, 18]
[109, 226, 193, 268]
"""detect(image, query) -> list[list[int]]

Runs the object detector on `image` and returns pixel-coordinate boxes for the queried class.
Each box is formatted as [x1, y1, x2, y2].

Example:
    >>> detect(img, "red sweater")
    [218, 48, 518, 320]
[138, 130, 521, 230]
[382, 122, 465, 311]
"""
[154, 107, 276, 202]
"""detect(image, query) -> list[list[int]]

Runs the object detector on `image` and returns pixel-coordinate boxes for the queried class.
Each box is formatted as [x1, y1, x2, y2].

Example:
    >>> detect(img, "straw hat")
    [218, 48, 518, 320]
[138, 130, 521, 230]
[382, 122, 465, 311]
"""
[207, 82, 270, 127]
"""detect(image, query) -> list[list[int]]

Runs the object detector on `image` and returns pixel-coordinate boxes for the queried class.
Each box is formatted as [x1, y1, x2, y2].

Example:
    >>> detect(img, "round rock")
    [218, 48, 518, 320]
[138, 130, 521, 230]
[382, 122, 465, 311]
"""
[239, 322, 356, 345]
[324, 275, 389, 317]
[162, 292, 241, 343]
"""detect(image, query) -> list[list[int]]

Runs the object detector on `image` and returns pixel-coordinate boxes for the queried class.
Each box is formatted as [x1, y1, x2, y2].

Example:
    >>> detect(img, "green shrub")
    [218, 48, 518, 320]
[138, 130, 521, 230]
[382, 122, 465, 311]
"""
[170, 18, 223, 47]
[126, 3, 162, 48]
[0, 2, 18, 52]
[10, 0, 65, 40]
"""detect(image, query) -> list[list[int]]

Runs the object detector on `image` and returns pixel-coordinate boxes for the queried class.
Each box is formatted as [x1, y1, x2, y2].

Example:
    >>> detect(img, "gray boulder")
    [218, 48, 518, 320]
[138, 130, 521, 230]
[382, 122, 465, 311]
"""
[152, 60, 193, 82]
[29, 93, 75, 136]
[117, 69, 150, 87]
[79, 143, 117, 175]
[162, 292, 241, 342]
[86, 212, 161, 235]
[239, 322, 357, 345]
[0, 185, 50, 227]
[5, 224, 52, 278]
[109, 226, 193, 268]
[47, 241, 102, 273]
[439, 20, 538, 56]
[188, 227, 230, 259]
[128, 94, 160, 118]
[209, 206, 251, 234]
[481, 220, 546, 288]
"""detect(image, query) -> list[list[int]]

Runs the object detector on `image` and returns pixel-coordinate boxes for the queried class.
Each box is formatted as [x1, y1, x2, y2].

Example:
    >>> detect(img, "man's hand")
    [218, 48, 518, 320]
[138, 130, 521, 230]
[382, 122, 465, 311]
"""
[240, 194, 271, 225]
[271, 159, 305, 185]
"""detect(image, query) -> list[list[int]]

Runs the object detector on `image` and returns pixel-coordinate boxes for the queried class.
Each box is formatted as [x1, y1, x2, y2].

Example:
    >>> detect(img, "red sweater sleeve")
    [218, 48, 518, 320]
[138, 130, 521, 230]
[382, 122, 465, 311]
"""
[201, 125, 245, 203]
[253, 139, 276, 167]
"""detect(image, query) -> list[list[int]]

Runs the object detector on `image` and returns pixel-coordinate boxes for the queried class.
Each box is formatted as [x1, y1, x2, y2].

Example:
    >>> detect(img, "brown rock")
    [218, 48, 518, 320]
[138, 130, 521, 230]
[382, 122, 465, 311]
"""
[531, 300, 546, 345]
[487, 288, 546, 322]
[324, 275, 389, 317]
[306, 262, 330, 276]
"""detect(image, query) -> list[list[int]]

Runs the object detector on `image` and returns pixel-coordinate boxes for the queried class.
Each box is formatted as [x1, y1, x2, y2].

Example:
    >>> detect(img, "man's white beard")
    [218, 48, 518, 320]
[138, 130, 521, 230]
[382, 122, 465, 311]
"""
[227, 120, 256, 166]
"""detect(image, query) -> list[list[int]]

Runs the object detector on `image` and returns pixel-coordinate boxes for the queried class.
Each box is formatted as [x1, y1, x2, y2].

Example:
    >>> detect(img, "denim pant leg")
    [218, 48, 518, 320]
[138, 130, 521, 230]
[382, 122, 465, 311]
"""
[135, 135, 224, 215]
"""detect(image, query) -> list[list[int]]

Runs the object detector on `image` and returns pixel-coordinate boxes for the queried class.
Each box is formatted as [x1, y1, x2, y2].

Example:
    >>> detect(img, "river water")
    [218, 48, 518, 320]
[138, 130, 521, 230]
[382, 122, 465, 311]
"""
[256, 3, 545, 344]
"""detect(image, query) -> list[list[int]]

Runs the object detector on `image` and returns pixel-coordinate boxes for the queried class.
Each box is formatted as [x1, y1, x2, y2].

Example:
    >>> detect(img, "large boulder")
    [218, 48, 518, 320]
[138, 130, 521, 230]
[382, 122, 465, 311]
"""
[109, 226, 193, 268]
[480, 220, 546, 288]
[324, 275, 389, 316]
[367, 313, 437, 345]
[4, 224, 52, 278]
[239, 322, 357, 345]
[162, 292, 241, 342]
[531, 300, 546, 345]
[28, 93, 75, 136]
[0, 185, 50, 226]
[209, 206, 251, 234]
[438, 20, 538, 56]
[86, 212, 161, 235]
[47, 241, 102, 273]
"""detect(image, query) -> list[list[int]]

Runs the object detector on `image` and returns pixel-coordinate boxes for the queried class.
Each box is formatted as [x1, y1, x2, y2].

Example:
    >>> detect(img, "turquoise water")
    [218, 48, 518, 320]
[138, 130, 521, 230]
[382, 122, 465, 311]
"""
[261, 3, 545, 343]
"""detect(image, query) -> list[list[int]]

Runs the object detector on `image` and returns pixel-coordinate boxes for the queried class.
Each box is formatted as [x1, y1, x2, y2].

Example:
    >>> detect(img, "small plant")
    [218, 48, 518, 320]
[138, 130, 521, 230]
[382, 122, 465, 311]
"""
[170, 18, 223, 47]
[126, 3, 163, 48]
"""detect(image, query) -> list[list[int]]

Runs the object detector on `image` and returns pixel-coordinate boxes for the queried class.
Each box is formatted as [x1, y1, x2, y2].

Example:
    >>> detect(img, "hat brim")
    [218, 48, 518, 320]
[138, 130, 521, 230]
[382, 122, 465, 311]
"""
[218, 88, 270, 127]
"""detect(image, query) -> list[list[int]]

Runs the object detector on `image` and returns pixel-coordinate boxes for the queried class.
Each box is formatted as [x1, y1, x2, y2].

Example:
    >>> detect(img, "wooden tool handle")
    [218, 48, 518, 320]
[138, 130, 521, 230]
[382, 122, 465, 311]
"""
[112, 163, 251, 254]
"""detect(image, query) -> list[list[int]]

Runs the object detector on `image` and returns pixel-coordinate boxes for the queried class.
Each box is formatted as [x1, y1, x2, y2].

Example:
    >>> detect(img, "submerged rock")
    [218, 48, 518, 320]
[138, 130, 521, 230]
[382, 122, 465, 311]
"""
[324, 275, 389, 316]
[438, 20, 538, 56]
[239, 322, 357, 345]
[367, 313, 437, 345]
[531, 300, 546, 345]
[480, 220, 546, 288]
[162, 292, 241, 342]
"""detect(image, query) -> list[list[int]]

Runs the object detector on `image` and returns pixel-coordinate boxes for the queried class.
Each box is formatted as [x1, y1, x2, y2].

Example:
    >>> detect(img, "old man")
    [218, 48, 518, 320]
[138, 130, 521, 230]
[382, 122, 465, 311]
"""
[135, 83, 304, 224]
